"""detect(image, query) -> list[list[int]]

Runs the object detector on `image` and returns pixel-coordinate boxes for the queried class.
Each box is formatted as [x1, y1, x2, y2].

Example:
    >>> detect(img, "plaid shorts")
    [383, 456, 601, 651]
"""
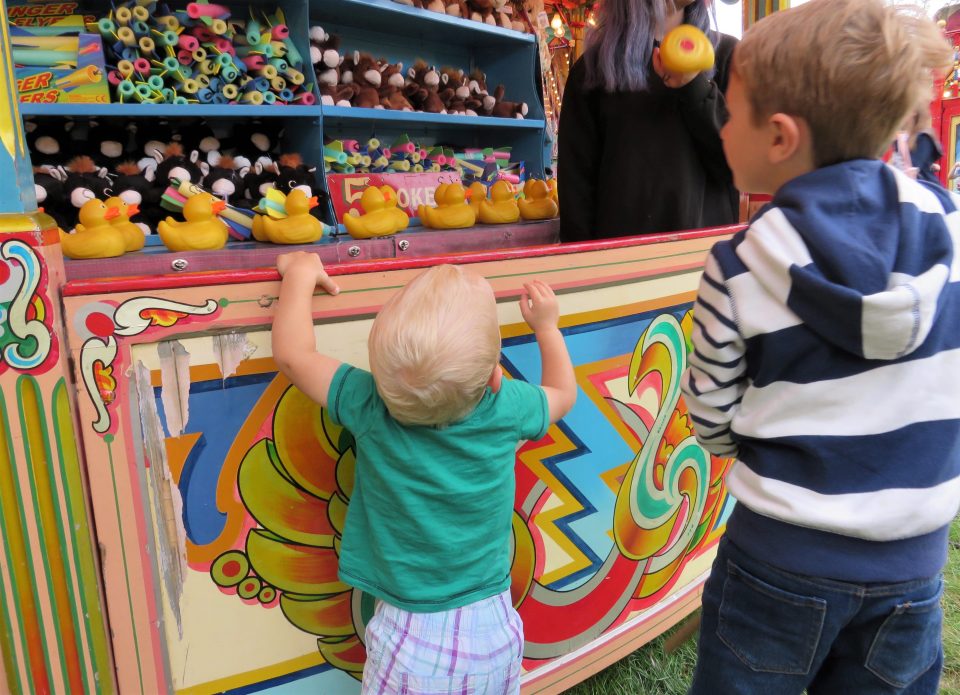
[361, 589, 523, 695]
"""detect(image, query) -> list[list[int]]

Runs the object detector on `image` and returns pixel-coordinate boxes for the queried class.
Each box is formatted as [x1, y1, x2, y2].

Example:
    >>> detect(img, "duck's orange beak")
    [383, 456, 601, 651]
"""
[211, 200, 227, 214]
[308, 196, 319, 209]
[104, 206, 121, 220]
[125, 203, 140, 217]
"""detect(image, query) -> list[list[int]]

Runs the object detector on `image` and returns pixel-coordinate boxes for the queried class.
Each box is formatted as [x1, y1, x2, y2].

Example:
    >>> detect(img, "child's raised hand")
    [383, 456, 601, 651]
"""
[276, 251, 340, 295]
[519, 280, 560, 333]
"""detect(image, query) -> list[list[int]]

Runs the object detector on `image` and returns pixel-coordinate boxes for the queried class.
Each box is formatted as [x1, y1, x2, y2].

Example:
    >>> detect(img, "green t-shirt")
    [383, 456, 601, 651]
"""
[328, 363, 549, 612]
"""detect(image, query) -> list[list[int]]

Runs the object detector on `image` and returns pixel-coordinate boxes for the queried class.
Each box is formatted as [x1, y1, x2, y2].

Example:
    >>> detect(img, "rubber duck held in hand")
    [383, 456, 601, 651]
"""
[252, 189, 326, 244]
[158, 192, 229, 251]
[478, 180, 520, 225]
[105, 196, 145, 252]
[60, 198, 127, 259]
[418, 182, 476, 230]
[342, 185, 410, 239]
[518, 179, 559, 221]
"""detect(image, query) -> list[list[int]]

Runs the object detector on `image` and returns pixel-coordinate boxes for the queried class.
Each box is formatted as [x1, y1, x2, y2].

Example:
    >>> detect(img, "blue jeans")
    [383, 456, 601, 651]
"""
[689, 537, 944, 695]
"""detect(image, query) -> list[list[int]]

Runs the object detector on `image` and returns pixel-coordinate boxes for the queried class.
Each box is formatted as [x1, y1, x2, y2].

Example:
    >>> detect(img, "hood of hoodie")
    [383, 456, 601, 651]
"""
[746, 159, 954, 361]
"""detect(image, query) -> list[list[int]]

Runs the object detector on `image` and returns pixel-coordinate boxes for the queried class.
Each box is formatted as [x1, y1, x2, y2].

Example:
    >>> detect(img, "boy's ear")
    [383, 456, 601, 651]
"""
[488, 364, 503, 394]
[767, 113, 805, 164]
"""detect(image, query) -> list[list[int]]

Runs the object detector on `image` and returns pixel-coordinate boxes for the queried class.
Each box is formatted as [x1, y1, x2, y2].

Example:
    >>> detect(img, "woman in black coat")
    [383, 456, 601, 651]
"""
[558, 0, 739, 241]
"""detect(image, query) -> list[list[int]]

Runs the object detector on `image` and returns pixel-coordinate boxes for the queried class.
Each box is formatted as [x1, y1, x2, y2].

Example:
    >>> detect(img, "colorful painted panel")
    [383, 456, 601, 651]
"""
[61, 232, 733, 694]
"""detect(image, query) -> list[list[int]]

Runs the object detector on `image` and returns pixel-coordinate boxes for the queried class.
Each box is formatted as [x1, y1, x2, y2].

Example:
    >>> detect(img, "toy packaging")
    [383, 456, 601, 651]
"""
[10, 2, 110, 104]
[7, 1, 94, 35]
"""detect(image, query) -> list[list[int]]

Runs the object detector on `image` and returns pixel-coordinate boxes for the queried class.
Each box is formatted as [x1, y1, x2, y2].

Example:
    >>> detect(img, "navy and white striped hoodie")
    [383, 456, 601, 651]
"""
[681, 159, 960, 582]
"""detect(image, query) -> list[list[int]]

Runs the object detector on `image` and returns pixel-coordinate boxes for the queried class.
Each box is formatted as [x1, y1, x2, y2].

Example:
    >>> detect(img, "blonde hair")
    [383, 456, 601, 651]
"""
[733, 0, 950, 167]
[368, 264, 501, 426]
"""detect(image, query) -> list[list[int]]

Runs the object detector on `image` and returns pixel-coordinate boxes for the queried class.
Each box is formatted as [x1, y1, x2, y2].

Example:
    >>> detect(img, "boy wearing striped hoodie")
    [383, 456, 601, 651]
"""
[681, 1, 958, 693]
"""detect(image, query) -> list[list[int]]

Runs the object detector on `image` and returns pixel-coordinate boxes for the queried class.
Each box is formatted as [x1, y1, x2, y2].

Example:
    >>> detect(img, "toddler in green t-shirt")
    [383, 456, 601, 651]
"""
[272, 251, 576, 695]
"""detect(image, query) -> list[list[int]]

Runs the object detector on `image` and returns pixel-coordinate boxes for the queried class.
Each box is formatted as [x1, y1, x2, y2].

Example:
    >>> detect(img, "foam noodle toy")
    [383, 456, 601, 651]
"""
[132, 5, 150, 22]
[115, 6, 133, 25]
[97, 18, 116, 36]
[156, 14, 180, 30]
[659, 24, 714, 74]
[178, 33, 199, 51]
[116, 26, 137, 46]
[187, 2, 230, 19]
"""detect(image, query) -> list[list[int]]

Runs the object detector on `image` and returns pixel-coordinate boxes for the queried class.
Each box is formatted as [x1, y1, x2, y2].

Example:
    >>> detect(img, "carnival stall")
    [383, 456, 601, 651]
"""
[0, 1, 763, 693]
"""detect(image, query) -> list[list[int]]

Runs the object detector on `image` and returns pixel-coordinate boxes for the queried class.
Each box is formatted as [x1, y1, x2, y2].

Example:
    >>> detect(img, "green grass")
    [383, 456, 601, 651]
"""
[567, 517, 960, 694]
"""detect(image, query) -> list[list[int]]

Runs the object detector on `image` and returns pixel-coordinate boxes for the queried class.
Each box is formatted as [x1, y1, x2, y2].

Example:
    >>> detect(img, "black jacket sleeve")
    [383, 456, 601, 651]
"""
[674, 33, 738, 188]
[558, 58, 600, 242]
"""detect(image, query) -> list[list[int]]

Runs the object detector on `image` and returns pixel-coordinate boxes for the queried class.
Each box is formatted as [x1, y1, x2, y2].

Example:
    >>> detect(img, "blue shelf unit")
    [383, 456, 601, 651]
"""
[20, 0, 549, 230]
[311, 0, 547, 181]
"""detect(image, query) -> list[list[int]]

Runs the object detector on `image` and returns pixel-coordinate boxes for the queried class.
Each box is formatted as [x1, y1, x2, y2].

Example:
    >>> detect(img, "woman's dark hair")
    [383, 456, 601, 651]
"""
[583, 0, 715, 93]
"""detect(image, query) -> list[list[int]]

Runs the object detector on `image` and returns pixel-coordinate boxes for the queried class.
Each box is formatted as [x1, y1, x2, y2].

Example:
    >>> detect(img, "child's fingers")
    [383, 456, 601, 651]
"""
[519, 290, 532, 320]
[317, 274, 340, 295]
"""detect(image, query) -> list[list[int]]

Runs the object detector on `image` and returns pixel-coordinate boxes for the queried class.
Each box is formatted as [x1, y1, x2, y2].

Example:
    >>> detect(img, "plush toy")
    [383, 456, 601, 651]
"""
[405, 61, 447, 113]
[392, 0, 447, 11]
[179, 121, 222, 163]
[466, 0, 498, 25]
[440, 68, 477, 115]
[33, 167, 69, 229]
[311, 27, 354, 107]
[50, 156, 112, 215]
[78, 120, 127, 170]
[344, 52, 384, 109]
[113, 160, 159, 235]
[497, 0, 527, 31]
[130, 120, 178, 162]
[309, 26, 342, 75]
[379, 61, 414, 110]
[492, 84, 528, 119]
[238, 160, 281, 209]
[26, 120, 73, 168]
[468, 70, 497, 114]
[444, 0, 469, 17]
[203, 154, 249, 204]
[150, 143, 208, 188]
[229, 120, 284, 170]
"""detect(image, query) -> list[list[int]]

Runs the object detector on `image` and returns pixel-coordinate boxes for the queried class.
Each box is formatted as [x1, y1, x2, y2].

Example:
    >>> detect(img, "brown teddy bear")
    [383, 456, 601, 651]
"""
[379, 61, 414, 111]
[492, 84, 528, 119]
[439, 68, 478, 116]
[468, 70, 497, 114]
[466, 0, 498, 24]
[342, 52, 383, 109]
[392, 0, 447, 11]
[404, 61, 447, 113]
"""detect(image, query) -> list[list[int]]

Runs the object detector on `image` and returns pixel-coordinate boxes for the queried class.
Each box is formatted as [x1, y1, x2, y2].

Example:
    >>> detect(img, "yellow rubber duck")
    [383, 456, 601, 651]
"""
[253, 189, 326, 244]
[158, 193, 229, 251]
[519, 179, 559, 221]
[419, 183, 476, 230]
[478, 180, 520, 225]
[105, 197, 145, 252]
[342, 185, 410, 239]
[60, 199, 127, 259]
[659, 24, 715, 74]
[468, 182, 488, 222]
[548, 178, 559, 206]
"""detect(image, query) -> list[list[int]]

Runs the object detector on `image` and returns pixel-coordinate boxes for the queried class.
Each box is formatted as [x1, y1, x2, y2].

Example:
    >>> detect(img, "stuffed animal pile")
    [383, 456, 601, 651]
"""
[27, 117, 329, 237]
[389, 0, 530, 33]
[310, 26, 528, 118]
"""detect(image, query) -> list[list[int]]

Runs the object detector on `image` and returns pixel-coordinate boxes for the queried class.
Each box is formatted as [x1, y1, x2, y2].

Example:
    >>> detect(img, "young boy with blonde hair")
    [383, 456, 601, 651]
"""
[681, 1, 959, 693]
[272, 252, 576, 694]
